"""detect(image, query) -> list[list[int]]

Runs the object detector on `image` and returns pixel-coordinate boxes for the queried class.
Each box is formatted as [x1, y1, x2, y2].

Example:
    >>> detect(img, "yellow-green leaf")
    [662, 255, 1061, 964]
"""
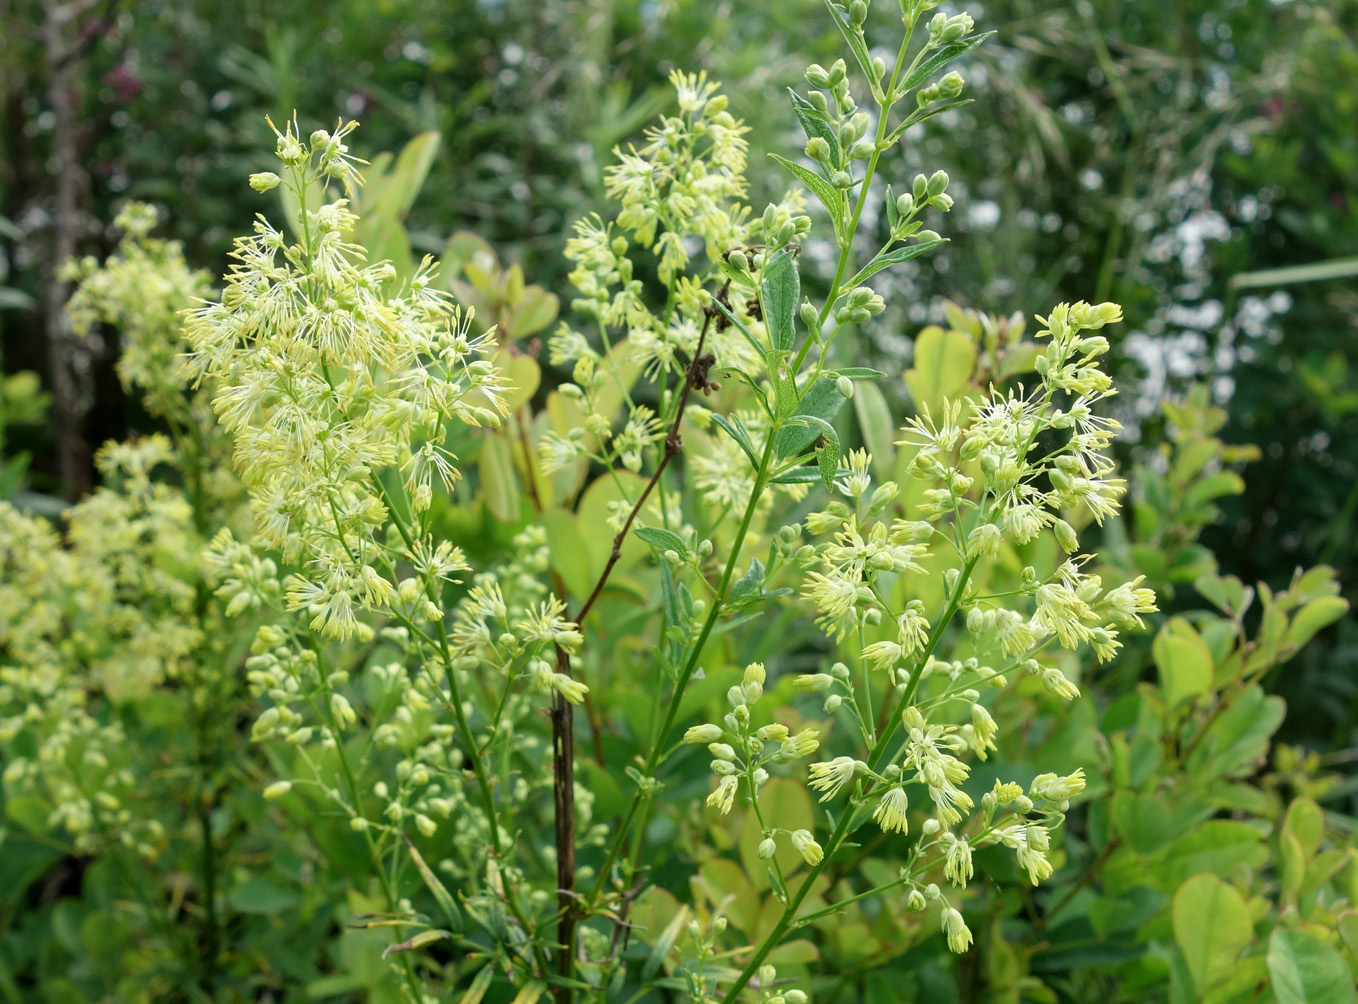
[1153, 618, 1213, 709]
[478, 434, 521, 523]
[1282, 798, 1325, 859]
[905, 326, 975, 419]
[1268, 927, 1357, 1004]
[1173, 873, 1253, 995]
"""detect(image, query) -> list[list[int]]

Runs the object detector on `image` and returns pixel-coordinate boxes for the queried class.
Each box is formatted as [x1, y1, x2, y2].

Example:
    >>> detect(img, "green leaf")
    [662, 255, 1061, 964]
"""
[1186, 684, 1284, 780]
[709, 297, 766, 357]
[506, 287, 559, 339]
[1172, 874, 1253, 995]
[890, 96, 976, 140]
[729, 557, 766, 607]
[1280, 832, 1307, 901]
[905, 325, 976, 418]
[643, 905, 690, 980]
[769, 153, 844, 233]
[373, 131, 441, 222]
[381, 929, 451, 959]
[767, 350, 799, 420]
[1159, 820, 1269, 890]
[458, 966, 496, 1004]
[772, 465, 844, 485]
[229, 875, 300, 914]
[761, 249, 800, 352]
[478, 434, 522, 524]
[898, 34, 994, 94]
[711, 413, 762, 469]
[718, 366, 773, 415]
[1111, 791, 1170, 855]
[403, 835, 463, 932]
[834, 367, 888, 380]
[715, 256, 759, 289]
[846, 238, 947, 287]
[1153, 618, 1213, 710]
[634, 526, 689, 558]
[1182, 471, 1246, 511]
[1230, 255, 1358, 290]
[1267, 928, 1357, 1004]
[820, 0, 876, 94]
[884, 183, 899, 230]
[852, 379, 896, 481]
[773, 377, 847, 458]
[789, 89, 841, 170]
[510, 982, 548, 1004]
[4, 795, 52, 834]
[1282, 798, 1325, 859]
[816, 444, 838, 491]
[1286, 596, 1348, 651]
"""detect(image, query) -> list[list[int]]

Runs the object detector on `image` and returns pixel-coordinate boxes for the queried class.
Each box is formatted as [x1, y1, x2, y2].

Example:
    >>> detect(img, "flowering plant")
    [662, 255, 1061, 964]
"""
[2, 2, 1350, 1003]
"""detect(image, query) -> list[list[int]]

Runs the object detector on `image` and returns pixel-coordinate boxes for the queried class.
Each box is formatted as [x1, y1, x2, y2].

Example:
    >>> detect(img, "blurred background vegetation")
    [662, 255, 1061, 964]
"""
[1, 0, 1354, 798]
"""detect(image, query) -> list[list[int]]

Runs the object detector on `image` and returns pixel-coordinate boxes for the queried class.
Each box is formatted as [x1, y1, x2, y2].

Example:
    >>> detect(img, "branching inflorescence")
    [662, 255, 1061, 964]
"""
[20, 1, 1162, 1001]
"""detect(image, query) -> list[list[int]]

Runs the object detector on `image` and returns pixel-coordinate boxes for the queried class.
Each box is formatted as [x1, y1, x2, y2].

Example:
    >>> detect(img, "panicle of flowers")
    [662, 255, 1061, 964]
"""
[184, 120, 508, 644]
[684, 662, 821, 843]
[61, 202, 216, 420]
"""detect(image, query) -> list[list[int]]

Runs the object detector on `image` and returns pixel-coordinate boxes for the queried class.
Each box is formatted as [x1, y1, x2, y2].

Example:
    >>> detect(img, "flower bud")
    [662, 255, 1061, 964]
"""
[249, 171, 281, 192]
[758, 837, 778, 860]
[804, 137, 832, 163]
[791, 829, 824, 865]
[794, 673, 833, 693]
[1053, 519, 1079, 553]
[805, 63, 832, 89]
[685, 723, 724, 744]
[263, 780, 292, 800]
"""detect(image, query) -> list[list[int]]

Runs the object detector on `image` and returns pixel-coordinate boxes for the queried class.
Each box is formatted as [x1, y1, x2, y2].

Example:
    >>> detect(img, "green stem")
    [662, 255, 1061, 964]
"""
[794, 29, 914, 374]
[718, 554, 980, 1003]
[587, 428, 781, 908]
[305, 636, 426, 1001]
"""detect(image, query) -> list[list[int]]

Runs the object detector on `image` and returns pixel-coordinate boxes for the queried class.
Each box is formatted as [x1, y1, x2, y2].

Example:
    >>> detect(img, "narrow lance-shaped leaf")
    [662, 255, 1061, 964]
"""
[403, 835, 463, 932]
[381, 929, 452, 959]
[898, 34, 994, 94]
[846, 238, 947, 287]
[711, 413, 762, 470]
[789, 90, 842, 170]
[634, 526, 690, 559]
[769, 154, 845, 238]
[821, 0, 876, 93]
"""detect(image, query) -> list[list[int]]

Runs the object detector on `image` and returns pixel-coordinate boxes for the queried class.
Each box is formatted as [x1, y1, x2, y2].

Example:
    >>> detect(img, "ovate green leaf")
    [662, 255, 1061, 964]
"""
[1172, 873, 1252, 995]
[1267, 927, 1357, 1004]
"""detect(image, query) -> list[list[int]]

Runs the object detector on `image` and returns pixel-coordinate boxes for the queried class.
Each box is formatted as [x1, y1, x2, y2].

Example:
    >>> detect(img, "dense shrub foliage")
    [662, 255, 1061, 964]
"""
[1, 2, 1355, 1004]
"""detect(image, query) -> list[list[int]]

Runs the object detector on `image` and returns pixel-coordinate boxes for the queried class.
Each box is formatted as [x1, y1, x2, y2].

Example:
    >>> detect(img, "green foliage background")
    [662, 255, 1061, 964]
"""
[1, 1, 1356, 1002]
